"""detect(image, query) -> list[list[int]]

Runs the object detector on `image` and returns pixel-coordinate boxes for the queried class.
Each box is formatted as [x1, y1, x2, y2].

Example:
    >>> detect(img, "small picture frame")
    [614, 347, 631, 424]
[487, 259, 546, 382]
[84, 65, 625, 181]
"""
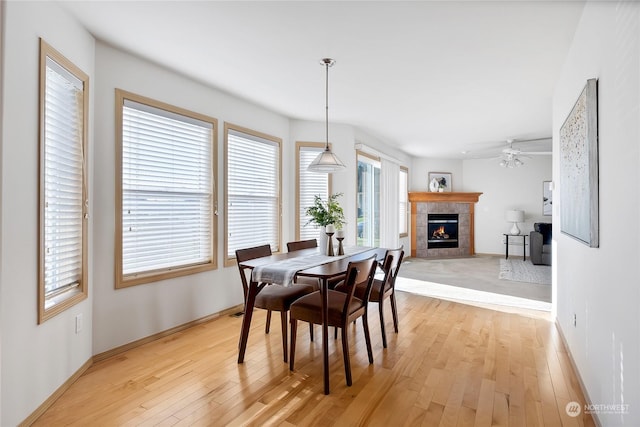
[428, 172, 452, 192]
[543, 181, 552, 216]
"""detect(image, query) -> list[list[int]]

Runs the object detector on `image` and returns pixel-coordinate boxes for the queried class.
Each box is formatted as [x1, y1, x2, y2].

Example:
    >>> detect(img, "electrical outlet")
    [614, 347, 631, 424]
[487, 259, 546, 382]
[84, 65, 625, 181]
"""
[572, 313, 577, 327]
[75, 314, 83, 334]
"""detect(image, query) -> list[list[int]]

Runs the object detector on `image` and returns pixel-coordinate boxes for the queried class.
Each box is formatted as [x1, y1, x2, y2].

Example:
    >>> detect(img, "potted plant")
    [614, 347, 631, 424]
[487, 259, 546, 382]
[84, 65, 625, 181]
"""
[305, 193, 345, 229]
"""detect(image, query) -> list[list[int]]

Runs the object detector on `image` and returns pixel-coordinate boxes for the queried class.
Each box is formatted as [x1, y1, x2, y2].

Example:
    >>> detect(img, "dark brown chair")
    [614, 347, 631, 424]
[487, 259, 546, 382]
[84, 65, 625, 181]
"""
[289, 256, 378, 386]
[236, 244, 315, 363]
[335, 247, 404, 348]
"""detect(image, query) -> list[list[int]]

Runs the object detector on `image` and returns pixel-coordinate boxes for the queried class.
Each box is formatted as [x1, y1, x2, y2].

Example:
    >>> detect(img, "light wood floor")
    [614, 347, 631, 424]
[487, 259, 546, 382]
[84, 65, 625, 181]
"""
[33, 291, 595, 426]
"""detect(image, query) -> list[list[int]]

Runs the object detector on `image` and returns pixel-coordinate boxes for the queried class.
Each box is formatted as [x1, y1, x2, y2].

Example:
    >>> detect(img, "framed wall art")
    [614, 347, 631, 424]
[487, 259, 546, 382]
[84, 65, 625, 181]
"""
[428, 172, 452, 192]
[559, 78, 599, 247]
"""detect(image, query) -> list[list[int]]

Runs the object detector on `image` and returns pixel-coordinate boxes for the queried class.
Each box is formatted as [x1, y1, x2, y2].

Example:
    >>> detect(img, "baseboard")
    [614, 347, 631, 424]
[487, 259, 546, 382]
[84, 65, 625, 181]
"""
[555, 320, 602, 427]
[20, 304, 244, 426]
[19, 358, 93, 427]
[93, 304, 244, 362]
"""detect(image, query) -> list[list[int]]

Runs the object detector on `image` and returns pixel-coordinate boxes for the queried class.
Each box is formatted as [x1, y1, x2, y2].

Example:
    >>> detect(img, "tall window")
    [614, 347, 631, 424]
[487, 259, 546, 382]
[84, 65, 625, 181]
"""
[399, 167, 409, 237]
[115, 90, 217, 288]
[38, 39, 89, 323]
[225, 124, 281, 265]
[357, 152, 381, 247]
[296, 142, 331, 241]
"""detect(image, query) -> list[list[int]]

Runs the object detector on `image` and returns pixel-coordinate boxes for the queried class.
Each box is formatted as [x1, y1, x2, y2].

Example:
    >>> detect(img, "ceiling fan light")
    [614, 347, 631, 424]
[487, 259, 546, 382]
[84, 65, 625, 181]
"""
[499, 159, 507, 167]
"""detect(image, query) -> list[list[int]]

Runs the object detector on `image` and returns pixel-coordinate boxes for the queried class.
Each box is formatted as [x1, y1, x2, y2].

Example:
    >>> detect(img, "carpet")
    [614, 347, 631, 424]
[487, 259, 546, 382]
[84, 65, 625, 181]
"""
[499, 259, 551, 285]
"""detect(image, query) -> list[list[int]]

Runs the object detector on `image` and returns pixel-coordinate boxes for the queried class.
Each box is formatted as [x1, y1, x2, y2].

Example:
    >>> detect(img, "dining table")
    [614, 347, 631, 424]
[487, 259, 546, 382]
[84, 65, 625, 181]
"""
[236, 245, 385, 394]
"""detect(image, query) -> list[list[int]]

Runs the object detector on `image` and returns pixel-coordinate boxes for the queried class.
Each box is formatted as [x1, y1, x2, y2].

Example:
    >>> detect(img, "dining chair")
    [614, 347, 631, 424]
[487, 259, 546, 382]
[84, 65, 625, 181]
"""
[335, 247, 404, 348]
[289, 255, 378, 387]
[235, 244, 315, 363]
[286, 239, 346, 290]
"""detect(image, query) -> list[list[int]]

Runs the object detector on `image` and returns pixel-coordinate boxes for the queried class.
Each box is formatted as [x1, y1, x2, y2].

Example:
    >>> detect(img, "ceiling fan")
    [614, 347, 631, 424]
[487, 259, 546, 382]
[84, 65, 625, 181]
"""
[498, 138, 551, 168]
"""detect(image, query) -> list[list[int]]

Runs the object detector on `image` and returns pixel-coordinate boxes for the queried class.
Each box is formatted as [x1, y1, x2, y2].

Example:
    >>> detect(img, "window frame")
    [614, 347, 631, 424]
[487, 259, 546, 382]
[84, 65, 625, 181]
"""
[295, 142, 332, 240]
[114, 89, 218, 288]
[399, 166, 409, 238]
[38, 39, 89, 323]
[224, 123, 282, 266]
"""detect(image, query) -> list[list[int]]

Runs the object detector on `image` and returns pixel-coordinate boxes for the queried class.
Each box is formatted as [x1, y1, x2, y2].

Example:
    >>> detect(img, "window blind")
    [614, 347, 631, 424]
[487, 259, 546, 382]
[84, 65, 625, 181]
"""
[121, 99, 213, 276]
[298, 146, 329, 241]
[227, 129, 280, 258]
[43, 57, 85, 298]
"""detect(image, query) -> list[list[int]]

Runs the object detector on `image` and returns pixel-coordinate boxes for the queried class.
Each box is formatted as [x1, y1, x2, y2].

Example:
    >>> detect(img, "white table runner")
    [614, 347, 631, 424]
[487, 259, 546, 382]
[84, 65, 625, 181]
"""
[251, 246, 373, 285]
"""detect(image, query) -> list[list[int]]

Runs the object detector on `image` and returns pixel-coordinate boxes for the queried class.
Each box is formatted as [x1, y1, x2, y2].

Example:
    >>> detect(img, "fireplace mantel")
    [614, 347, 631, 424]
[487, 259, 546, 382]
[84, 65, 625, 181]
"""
[408, 192, 483, 203]
[409, 192, 483, 258]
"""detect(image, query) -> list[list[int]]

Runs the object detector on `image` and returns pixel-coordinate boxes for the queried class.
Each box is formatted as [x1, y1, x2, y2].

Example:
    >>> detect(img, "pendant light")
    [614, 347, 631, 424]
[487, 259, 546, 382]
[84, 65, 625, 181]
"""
[308, 58, 346, 173]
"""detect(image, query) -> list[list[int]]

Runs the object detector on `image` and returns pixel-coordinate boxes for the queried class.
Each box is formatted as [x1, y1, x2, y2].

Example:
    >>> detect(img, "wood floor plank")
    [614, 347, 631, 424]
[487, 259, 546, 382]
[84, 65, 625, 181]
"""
[31, 291, 594, 427]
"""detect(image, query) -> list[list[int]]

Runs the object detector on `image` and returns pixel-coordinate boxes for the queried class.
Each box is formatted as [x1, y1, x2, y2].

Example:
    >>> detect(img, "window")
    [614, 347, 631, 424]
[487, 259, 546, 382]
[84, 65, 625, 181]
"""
[38, 39, 89, 323]
[296, 142, 331, 241]
[115, 90, 217, 288]
[225, 124, 281, 265]
[399, 166, 409, 237]
[356, 152, 381, 247]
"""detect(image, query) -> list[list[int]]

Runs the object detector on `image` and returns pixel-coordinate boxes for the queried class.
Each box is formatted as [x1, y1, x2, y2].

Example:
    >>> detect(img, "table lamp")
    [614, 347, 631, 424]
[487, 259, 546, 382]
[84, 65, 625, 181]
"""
[506, 210, 525, 235]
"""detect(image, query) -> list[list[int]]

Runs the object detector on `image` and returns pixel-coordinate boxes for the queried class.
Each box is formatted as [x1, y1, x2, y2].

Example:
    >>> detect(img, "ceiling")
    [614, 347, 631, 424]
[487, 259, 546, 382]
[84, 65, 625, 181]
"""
[59, 1, 585, 159]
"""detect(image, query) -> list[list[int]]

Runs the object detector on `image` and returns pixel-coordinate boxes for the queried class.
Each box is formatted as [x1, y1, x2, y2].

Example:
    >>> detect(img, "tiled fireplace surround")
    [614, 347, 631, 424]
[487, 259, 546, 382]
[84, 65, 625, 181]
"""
[408, 192, 483, 258]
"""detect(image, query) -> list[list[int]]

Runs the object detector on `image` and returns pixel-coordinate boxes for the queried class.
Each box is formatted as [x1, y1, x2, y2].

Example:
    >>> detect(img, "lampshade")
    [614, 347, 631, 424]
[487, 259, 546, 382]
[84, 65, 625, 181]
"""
[308, 58, 345, 173]
[506, 209, 525, 235]
[505, 210, 525, 223]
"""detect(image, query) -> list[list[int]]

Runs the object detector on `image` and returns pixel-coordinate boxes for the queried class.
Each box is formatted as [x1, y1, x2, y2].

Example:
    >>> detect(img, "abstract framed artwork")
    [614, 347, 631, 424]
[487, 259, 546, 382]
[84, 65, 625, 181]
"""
[559, 78, 599, 247]
[543, 181, 552, 216]
[428, 172, 452, 192]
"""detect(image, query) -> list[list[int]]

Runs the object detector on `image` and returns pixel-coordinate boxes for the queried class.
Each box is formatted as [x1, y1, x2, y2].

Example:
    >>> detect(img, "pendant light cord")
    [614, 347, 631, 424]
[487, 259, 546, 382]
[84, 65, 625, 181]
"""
[324, 60, 330, 150]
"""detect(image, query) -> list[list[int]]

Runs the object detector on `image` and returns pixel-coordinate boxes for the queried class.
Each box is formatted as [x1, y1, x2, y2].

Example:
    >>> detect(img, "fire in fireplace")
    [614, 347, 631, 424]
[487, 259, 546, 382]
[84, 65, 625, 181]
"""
[427, 214, 459, 249]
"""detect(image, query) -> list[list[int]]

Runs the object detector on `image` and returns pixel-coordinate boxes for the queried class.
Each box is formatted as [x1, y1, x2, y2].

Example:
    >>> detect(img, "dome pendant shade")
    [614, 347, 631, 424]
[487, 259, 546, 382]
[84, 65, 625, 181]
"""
[308, 146, 346, 172]
[308, 58, 345, 173]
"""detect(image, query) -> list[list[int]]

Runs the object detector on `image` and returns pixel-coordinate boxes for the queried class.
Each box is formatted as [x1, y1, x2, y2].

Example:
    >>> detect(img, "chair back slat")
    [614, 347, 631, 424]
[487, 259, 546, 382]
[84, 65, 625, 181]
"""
[287, 239, 318, 252]
[340, 256, 377, 317]
[381, 248, 404, 293]
[235, 244, 272, 300]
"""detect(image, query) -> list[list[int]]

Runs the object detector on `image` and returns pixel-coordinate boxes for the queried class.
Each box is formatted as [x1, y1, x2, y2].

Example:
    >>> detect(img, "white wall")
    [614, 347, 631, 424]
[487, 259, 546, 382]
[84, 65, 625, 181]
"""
[410, 157, 464, 193]
[464, 156, 551, 255]
[553, 2, 640, 425]
[1, 2, 95, 425]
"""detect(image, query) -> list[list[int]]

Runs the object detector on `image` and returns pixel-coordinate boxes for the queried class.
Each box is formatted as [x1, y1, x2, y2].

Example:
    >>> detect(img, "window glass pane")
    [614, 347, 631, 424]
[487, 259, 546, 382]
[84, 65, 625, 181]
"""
[120, 96, 214, 279]
[298, 145, 329, 241]
[357, 155, 380, 247]
[227, 128, 280, 259]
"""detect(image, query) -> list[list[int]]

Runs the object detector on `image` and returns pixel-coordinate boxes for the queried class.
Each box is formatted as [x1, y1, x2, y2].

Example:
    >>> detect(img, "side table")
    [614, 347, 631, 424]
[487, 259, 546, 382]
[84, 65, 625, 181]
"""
[503, 233, 527, 261]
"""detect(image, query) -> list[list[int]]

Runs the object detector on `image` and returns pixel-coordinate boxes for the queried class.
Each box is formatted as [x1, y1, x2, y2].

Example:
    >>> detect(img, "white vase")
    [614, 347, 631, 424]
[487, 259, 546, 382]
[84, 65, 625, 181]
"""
[318, 226, 328, 255]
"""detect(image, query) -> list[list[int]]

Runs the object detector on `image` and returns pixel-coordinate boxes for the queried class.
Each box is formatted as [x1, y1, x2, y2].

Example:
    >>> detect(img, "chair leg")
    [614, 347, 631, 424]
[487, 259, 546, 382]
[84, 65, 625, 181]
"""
[362, 315, 374, 364]
[390, 292, 399, 333]
[378, 301, 388, 349]
[289, 318, 298, 371]
[341, 327, 352, 386]
[280, 311, 288, 363]
[265, 310, 272, 334]
[309, 323, 314, 342]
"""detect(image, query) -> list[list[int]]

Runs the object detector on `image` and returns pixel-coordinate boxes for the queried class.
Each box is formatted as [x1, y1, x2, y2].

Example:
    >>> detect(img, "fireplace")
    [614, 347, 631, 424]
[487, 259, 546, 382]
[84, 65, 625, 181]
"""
[427, 214, 459, 249]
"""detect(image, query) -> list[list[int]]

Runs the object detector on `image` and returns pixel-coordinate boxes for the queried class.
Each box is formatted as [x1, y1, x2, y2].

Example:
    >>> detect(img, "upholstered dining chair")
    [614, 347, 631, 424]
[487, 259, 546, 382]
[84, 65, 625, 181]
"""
[235, 244, 315, 363]
[335, 247, 404, 348]
[289, 255, 378, 387]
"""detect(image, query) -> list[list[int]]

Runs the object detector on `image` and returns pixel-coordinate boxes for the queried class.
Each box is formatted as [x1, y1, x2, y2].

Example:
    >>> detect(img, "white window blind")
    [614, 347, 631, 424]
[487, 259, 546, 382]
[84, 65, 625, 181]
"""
[298, 145, 329, 241]
[42, 57, 85, 300]
[227, 128, 280, 258]
[399, 167, 408, 235]
[121, 99, 213, 277]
